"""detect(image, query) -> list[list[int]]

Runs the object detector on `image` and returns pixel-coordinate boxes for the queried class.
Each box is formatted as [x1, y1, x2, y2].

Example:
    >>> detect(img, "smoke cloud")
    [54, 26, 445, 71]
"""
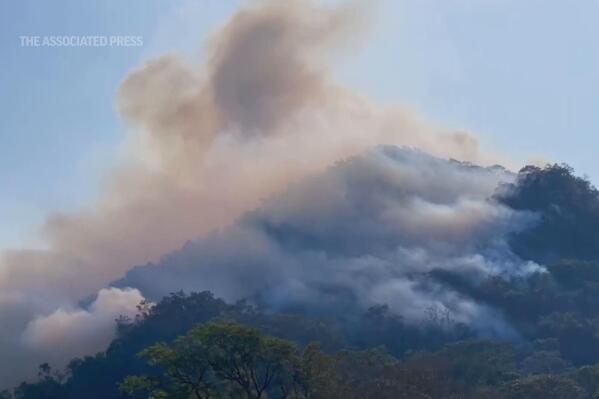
[116, 146, 539, 334]
[22, 288, 144, 369]
[0, 0, 519, 388]
[0, 287, 143, 386]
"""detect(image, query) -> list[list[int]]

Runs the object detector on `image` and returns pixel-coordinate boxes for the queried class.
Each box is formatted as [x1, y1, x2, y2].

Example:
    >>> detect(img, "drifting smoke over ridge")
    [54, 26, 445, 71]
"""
[116, 146, 540, 335]
[0, 0, 522, 388]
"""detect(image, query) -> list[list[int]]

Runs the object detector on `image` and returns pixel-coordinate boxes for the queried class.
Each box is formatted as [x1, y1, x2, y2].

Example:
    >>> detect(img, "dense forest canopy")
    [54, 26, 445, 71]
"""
[497, 164, 599, 263]
[6, 162, 599, 398]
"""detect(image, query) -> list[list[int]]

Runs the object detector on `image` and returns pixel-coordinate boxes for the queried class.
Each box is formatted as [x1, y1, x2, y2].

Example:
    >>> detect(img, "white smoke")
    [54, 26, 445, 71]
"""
[117, 147, 540, 333]
[0, 0, 522, 387]
[22, 288, 144, 369]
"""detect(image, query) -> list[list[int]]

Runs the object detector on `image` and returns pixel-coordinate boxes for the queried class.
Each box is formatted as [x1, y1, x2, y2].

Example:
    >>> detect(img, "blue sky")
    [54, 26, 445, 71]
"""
[1, 0, 599, 249]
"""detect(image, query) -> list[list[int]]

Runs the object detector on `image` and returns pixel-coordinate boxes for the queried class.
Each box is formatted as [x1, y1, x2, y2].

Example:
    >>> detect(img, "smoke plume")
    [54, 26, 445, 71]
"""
[116, 146, 539, 334]
[0, 0, 518, 387]
[22, 288, 144, 370]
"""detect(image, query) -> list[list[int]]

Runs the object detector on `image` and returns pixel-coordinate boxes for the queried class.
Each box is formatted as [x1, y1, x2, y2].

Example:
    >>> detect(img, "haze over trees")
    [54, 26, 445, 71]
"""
[5, 163, 599, 398]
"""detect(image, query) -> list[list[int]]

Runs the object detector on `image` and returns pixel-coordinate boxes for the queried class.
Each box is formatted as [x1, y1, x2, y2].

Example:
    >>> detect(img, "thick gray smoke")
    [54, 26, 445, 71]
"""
[116, 146, 539, 335]
[0, 287, 143, 387]
[0, 0, 522, 388]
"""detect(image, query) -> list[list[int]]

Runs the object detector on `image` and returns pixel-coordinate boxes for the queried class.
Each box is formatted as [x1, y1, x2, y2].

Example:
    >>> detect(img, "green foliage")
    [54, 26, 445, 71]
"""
[497, 163, 599, 263]
[11, 364, 63, 399]
[407, 340, 519, 389]
[122, 321, 299, 399]
[13, 162, 599, 398]
[520, 350, 571, 375]
[196, 321, 298, 398]
[571, 365, 599, 397]
[501, 374, 586, 399]
[119, 376, 162, 399]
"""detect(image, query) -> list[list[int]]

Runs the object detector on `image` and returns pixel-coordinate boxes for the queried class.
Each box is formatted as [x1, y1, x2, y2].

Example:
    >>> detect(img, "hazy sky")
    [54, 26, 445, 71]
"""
[1, 0, 599, 250]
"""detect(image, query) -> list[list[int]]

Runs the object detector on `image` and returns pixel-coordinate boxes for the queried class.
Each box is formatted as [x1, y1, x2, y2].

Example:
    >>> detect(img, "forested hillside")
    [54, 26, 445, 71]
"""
[7, 163, 599, 399]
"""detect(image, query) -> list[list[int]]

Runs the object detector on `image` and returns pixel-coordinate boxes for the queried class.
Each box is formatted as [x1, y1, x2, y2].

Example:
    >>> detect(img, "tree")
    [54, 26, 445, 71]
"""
[122, 320, 299, 399]
[121, 337, 214, 399]
[13, 364, 63, 399]
[502, 375, 586, 399]
[496, 163, 599, 263]
[197, 321, 298, 399]
[520, 351, 570, 375]
[406, 340, 518, 389]
[294, 343, 340, 399]
[539, 312, 599, 365]
[571, 365, 599, 398]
